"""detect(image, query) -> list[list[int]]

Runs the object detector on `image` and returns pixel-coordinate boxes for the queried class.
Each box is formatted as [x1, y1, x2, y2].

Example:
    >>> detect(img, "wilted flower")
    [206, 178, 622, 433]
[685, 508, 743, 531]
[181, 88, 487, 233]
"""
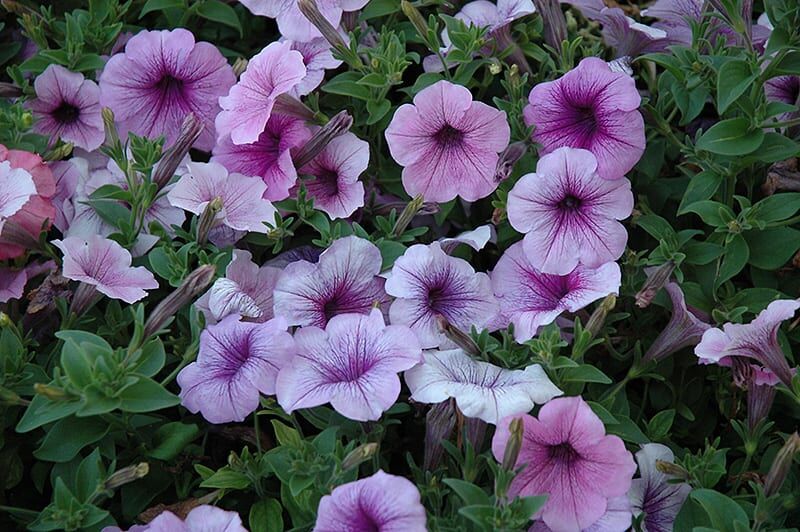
[240, 0, 368, 42]
[28, 64, 104, 151]
[216, 41, 306, 145]
[385, 242, 499, 348]
[385, 80, 510, 202]
[642, 282, 711, 364]
[507, 147, 634, 275]
[178, 315, 295, 423]
[523, 57, 645, 180]
[53, 235, 159, 303]
[102, 504, 247, 532]
[313, 470, 427, 532]
[405, 348, 562, 424]
[273, 236, 388, 328]
[492, 396, 636, 531]
[99, 29, 235, 151]
[277, 310, 421, 421]
[285, 37, 343, 96]
[491, 241, 621, 342]
[628, 444, 692, 532]
[530, 496, 632, 532]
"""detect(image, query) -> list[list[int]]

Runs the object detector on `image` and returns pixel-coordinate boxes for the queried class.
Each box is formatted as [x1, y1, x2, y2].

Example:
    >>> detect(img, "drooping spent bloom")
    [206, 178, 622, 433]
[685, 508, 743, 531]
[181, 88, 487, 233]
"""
[28, 64, 104, 151]
[314, 470, 427, 532]
[491, 241, 621, 342]
[196, 250, 282, 325]
[385, 80, 510, 202]
[385, 242, 499, 349]
[642, 282, 711, 365]
[273, 236, 389, 328]
[0, 146, 56, 260]
[285, 38, 343, 96]
[212, 114, 312, 201]
[102, 504, 247, 532]
[628, 444, 692, 532]
[178, 315, 295, 423]
[240, 0, 369, 42]
[277, 309, 421, 421]
[524, 57, 645, 180]
[99, 29, 236, 151]
[53, 235, 159, 303]
[696, 299, 800, 388]
[596, 7, 668, 58]
[530, 496, 632, 532]
[298, 131, 367, 219]
[507, 147, 633, 275]
[167, 161, 276, 235]
[492, 396, 636, 531]
[216, 42, 306, 145]
[0, 161, 37, 236]
[405, 348, 562, 424]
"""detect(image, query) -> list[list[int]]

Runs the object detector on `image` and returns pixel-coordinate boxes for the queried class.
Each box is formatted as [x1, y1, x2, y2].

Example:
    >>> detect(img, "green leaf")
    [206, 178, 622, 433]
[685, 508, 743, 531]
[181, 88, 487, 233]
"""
[17, 395, 82, 433]
[360, 0, 400, 20]
[271, 420, 303, 448]
[196, 0, 242, 36]
[357, 73, 387, 87]
[33, 416, 109, 462]
[716, 60, 756, 113]
[200, 468, 251, 489]
[740, 133, 799, 164]
[458, 504, 495, 526]
[561, 364, 612, 384]
[116, 377, 180, 412]
[517, 495, 548, 519]
[683, 240, 724, 265]
[442, 479, 491, 506]
[636, 214, 676, 241]
[716, 234, 749, 288]
[148, 422, 199, 461]
[323, 73, 371, 100]
[376, 240, 407, 270]
[674, 489, 749, 532]
[695, 118, 765, 156]
[744, 227, 800, 270]
[249, 498, 283, 532]
[60, 339, 96, 389]
[139, 0, 184, 17]
[288, 474, 314, 496]
[647, 409, 675, 440]
[587, 401, 619, 425]
[750, 193, 800, 224]
[678, 171, 724, 214]
[681, 200, 734, 227]
[606, 415, 649, 444]
[134, 338, 166, 377]
[55, 330, 113, 352]
[366, 99, 392, 125]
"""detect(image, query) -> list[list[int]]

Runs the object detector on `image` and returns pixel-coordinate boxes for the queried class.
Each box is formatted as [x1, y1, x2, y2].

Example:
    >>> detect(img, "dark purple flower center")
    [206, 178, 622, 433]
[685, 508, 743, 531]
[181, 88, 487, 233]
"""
[155, 74, 185, 98]
[434, 124, 464, 148]
[53, 102, 80, 124]
[547, 442, 579, 463]
[311, 168, 340, 197]
[558, 194, 581, 210]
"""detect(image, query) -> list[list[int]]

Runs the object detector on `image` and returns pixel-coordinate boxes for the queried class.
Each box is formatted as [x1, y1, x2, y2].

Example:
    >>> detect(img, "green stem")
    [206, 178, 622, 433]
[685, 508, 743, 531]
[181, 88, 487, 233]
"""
[760, 116, 800, 129]
[767, 213, 800, 227]
[254, 411, 262, 453]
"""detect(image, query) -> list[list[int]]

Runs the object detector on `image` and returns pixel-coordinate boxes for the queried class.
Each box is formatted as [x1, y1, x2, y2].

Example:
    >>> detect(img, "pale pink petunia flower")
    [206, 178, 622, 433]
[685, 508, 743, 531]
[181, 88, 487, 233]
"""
[530, 495, 633, 532]
[285, 38, 343, 96]
[102, 504, 247, 532]
[0, 160, 38, 237]
[240, 0, 369, 42]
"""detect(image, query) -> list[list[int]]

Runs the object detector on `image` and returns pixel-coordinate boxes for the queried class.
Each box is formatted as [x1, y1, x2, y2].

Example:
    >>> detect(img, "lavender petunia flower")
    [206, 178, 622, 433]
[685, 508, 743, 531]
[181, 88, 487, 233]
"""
[314, 470, 427, 532]
[695, 299, 800, 388]
[642, 282, 711, 364]
[765, 75, 800, 122]
[276, 309, 422, 421]
[530, 495, 632, 532]
[28, 65, 104, 151]
[0, 267, 27, 303]
[0, 160, 37, 236]
[216, 42, 306, 145]
[493, 396, 636, 532]
[507, 147, 634, 275]
[299, 131, 367, 219]
[385, 242, 499, 349]
[167, 161, 276, 235]
[99, 29, 235, 151]
[212, 114, 312, 201]
[53, 235, 159, 303]
[491, 241, 621, 342]
[628, 444, 692, 532]
[49, 159, 80, 232]
[596, 7, 668, 57]
[240, 0, 369, 42]
[102, 504, 247, 532]
[286, 38, 342, 96]
[273, 236, 389, 328]
[265, 244, 323, 268]
[524, 57, 645, 180]
[405, 348, 562, 424]
[178, 315, 295, 423]
[385, 80, 510, 202]
[640, 0, 703, 46]
[196, 250, 282, 325]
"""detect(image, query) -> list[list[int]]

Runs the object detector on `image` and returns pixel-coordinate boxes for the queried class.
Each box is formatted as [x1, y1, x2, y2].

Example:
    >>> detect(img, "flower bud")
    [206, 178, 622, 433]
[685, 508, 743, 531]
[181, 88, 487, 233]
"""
[292, 111, 353, 169]
[43, 142, 75, 162]
[655, 459, 690, 481]
[0, 312, 11, 328]
[0, 386, 28, 406]
[232, 57, 248, 77]
[533, 0, 567, 53]
[401, 1, 430, 43]
[424, 400, 456, 470]
[342, 442, 379, 470]
[102, 107, 121, 149]
[273, 93, 318, 122]
[635, 261, 676, 308]
[748, 380, 776, 433]
[764, 432, 800, 497]
[152, 113, 203, 190]
[143, 264, 216, 340]
[391, 194, 425, 238]
[104, 463, 149, 490]
[494, 141, 527, 183]
[585, 294, 616, 339]
[34, 383, 68, 401]
[70, 283, 102, 317]
[196, 197, 224, 245]
[502, 417, 524, 469]
[0, 82, 22, 98]
[436, 315, 480, 356]
[298, 0, 362, 68]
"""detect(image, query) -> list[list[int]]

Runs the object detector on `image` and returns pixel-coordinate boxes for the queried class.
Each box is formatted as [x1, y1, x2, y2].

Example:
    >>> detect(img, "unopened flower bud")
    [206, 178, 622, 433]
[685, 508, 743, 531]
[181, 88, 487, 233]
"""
[502, 417, 524, 469]
[273, 93, 318, 122]
[298, 0, 362, 68]
[436, 315, 481, 356]
[70, 283, 102, 317]
[104, 463, 149, 490]
[391, 194, 425, 238]
[232, 57, 248, 77]
[102, 107, 121, 149]
[764, 432, 800, 497]
[43, 142, 74, 162]
[34, 383, 68, 401]
[0, 82, 22, 98]
[533, 0, 567, 53]
[342, 442, 379, 470]
[401, 1, 430, 42]
[0, 312, 11, 328]
[495, 141, 527, 183]
[152, 113, 203, 189]
[0, 386, 28, 406]
[143, 264, 216, 339]
[293, 111, 353, 169]
[748, 380, 776, 433]
[635, 261, 676, 308]
[585, 294, 616, 339]
[196, 197, 224, 245]
[424, 400, 456, 470]
[655, 459, 690, 481]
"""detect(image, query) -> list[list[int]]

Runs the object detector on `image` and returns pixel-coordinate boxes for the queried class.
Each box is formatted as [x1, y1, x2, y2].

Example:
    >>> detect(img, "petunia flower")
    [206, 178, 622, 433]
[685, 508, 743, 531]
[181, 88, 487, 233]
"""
[596, 7, 668, 58]
[49, 159, 80, 233]
[313, 470, 428, 532]
[240, 0, 369, 42]
[0, 267, 27, 304]
[506, 147, 633, 275]
[212, 114, 312, 201]
[273, 235, 389, 328]
[276, 309, 422, 421]
[628, 444, 692, 532]
[642, 282, 711, 365]
[491, 241, 621, 342]
[298, 131, 367, 219]
[523, 57, 645, 180]
[639, 0, 703, 46]
[285, 37, 342, 96]
[695, 299, 800, 388]
[99, 28, 236, 151]
[216, 41, 306, 145]
[385, 80, 510, 202]
[765, 75, 800, 122]
[265, 244, 323, 268]
[530, 495, 632, 532]
[405, 348, 562, 424]
[438, 224, 494, 254]
[0, 160, 37, 237]
[53, 235, 159, 303]
[102, 504, 247, 532]
[492, 396, 637, 531]
[177, 315, 295, 423]
[28, 64, 104, 151]
[385, 242, 499, 349]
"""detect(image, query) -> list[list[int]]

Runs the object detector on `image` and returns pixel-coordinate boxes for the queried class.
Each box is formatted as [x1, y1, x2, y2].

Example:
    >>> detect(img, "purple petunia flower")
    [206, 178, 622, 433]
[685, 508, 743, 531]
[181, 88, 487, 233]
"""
[385, 242, 499, 349]
[178, 315, 295, 423]
[212, 114, 312, 201]
[196, 249, 282, 325]
[0, 267, 27, 304]
[0, 160, 37, 237]
[639, 0, 703, 46]
[102, 504, 247, 532]
[99, 29, 235, 151]
[628, 443, 692, 532]
[313, 470, 428, 532]
[285, 38, 343, 96]
[299, 131, 367, 219]
[216, 41, 306, 145]
[385, 80, 510, 202]
[492, 396, 636, 531]
[523, 57, 645, 180]
[530, 496, 632, 532]
[276, 309, 422, 421]
[596, 7, 668, 58]
[273, 236, 389, 328]
[240, 0, 369, 42]
[53, 235, 159, 303]
[28, 65, 104, 151]
[405, 348, 562, 424]
[506, 147, 633, 275]
[765, 75, 800, 122]
[167, 161, 276, 236]
[491, 241, 621, 342]
[695, 299, 800, 388]
[642, 282, 711, 364]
